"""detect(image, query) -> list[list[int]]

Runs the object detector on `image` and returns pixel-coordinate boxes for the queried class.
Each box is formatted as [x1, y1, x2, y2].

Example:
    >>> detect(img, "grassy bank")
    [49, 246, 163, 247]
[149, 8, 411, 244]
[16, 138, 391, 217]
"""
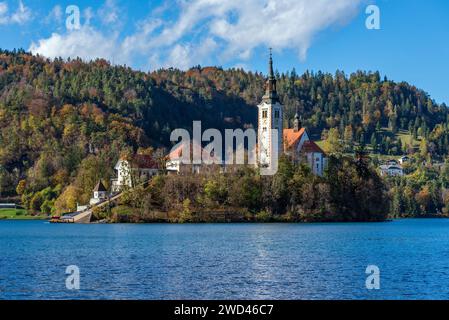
[0, 208, 48, 220]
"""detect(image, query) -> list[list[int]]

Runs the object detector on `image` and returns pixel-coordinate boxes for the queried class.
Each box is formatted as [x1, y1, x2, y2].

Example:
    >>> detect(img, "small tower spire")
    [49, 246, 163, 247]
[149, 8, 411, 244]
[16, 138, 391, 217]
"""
[293, 106, 301, 132]
[263, 48, 279, 104]
[268, 48, 274, 79]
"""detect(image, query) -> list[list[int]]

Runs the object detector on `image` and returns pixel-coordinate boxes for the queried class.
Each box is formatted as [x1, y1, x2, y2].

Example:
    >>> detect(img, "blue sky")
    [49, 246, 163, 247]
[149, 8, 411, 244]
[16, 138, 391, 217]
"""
[0, 0, 448, 104]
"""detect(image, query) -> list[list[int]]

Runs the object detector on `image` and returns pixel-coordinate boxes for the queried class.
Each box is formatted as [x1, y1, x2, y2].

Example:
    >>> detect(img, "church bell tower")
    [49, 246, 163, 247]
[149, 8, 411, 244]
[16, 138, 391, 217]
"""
[258, 49, 283, 167]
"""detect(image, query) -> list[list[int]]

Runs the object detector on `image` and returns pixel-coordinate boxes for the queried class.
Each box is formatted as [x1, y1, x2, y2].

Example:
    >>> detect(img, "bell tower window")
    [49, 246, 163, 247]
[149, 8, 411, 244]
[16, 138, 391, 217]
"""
[262, 110, 268, 118]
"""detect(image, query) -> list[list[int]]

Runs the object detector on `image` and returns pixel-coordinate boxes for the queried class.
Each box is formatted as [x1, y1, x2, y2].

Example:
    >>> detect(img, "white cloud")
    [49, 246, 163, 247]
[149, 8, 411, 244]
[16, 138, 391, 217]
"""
[159, 0, 362, 61]
[44, 5, 62, 25]
[29, 26, 119, 62]
[29, 0, 364, 70]
[83, 7, 94, 25]
[0, 2, 9, 25]
[121, 18, 162, 53]
[48, 5, 62, 22]
[10, 0, 31, 24]
[233, 62, 249, 70]
[0, 0, 32, 25]
[29, 1, 124, 65]
[98, 0, 120, 25]
[124, 0, 363, 67]
[150, 37, 219, 70]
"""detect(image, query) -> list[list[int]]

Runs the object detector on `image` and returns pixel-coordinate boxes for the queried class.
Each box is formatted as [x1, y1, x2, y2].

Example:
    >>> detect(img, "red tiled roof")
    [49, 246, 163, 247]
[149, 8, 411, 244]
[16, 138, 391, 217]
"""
[126, 154, 159, 169]
[168, 144, 184, 160]
[301, 140, 325, 154]
[167, 142, 221, 163]
[283, 128, 305, 149]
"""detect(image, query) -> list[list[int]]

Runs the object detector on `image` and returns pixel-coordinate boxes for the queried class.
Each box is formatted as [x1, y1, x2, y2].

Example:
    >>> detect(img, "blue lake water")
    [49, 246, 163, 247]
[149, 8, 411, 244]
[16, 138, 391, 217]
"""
[1, 219, 449, 300]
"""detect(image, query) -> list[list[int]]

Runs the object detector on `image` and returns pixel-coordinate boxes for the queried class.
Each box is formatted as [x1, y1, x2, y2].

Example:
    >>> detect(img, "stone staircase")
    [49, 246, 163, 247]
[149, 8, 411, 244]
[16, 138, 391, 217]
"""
[54, 180, 150, 224]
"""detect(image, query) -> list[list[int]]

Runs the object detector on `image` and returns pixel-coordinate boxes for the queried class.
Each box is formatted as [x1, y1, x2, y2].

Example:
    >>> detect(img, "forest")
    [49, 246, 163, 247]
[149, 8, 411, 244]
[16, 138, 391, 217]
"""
[1, 49, 449, 220]
[96, 154, 388, 223]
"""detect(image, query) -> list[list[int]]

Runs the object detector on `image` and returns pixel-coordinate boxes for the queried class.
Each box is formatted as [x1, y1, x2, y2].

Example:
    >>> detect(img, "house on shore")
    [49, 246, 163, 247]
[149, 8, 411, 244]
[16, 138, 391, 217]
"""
[166, 142, 222, 174]
[77, 180, 108, 212]
[111, 154, 159, 192]
[90, 180, 107, 205]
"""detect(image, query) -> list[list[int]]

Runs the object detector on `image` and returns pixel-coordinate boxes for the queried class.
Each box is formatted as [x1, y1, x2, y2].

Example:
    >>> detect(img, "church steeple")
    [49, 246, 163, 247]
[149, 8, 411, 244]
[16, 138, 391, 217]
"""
[257, 48, 283, 168]
[268, 48, 275, 79]
[263, 48, 279, 104]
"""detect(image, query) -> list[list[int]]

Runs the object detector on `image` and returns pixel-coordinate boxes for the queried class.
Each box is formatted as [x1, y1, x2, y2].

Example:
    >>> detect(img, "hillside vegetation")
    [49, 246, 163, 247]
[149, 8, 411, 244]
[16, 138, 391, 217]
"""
[1, 49, 448, 218]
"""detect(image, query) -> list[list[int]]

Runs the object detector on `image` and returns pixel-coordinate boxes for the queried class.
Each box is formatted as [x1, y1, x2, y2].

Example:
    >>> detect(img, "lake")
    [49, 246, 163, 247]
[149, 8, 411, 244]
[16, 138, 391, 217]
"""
[1, 219, 449, 300]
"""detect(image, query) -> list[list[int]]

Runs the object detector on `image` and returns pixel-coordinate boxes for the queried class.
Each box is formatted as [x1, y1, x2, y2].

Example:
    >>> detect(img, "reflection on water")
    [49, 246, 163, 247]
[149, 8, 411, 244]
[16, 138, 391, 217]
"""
[1, 219, 449, 299]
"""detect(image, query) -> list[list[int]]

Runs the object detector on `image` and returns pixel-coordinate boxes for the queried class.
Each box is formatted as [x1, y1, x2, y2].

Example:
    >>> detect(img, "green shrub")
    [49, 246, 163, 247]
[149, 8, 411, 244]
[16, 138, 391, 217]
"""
[255, 210, 272, 222]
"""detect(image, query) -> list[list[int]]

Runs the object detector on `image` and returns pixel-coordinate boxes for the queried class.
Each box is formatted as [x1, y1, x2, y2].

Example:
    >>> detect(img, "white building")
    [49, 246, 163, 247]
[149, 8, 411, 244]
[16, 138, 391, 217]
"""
[166, 142, 222, 174]
[90, 180, 107, 205]
[379, 164, 404, 177]
[76, 180, 108, 212]
[257, 50, 326, 176]
[283, 123, 327, 176]
[111, 154, 159, 192]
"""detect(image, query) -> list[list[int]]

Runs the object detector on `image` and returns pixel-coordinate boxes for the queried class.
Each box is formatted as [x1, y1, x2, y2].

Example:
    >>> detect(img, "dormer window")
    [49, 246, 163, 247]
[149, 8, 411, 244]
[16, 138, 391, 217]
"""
[274, 110, 280, 118]
[262, 110, 268, 118]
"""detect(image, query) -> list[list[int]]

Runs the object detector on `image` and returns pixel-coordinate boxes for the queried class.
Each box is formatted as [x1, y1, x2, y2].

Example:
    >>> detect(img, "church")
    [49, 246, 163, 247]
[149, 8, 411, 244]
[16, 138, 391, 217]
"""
[257, 51, 327, 176]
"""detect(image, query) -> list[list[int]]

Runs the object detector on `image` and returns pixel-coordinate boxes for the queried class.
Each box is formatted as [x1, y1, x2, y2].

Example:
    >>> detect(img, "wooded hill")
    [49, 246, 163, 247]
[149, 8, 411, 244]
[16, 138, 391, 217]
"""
[0, 49, 448, 216]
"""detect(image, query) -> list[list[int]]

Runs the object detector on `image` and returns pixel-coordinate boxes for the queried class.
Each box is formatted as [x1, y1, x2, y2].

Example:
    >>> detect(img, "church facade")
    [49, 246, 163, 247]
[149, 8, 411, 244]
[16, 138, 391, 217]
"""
[257, 51, 327, 176]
